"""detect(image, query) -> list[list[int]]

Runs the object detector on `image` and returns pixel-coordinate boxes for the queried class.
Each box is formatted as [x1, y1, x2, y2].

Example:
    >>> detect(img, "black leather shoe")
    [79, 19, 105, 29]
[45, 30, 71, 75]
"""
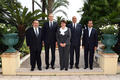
[90, 67, 93, 70]
[51, 66, 55, 69]
[38, 67, 42, 71]
[46, 66, 49, 69]
[84, 67, 88, 69]
[31, 68, 34, 71]
[75, 66, 79, 69]
[60, 68, 64, 70]
[65, 68, 68, 71]
[70, 65, 73, 69]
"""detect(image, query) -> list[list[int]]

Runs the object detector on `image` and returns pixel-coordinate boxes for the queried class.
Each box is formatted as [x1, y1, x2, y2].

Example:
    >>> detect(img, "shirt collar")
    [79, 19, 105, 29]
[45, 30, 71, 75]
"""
[33, 27, 39, 30]
[88, 27, 92, 30]
[73, 22, 77, 25]
[49, 21, 54, 23]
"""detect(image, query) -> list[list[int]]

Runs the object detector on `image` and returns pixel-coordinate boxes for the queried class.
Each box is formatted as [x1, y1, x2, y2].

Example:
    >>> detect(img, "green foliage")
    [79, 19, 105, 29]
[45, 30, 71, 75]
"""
[0, 23, 17, 34]
[79, 0, 120, 56]
[56, 16, 65, 26]
[79, 0, 120, 39]
[79, 0, 120, 28]
[35, 0, 69, 17]
[0, 0, 46, 33]
[0, 0, 47, 51]
[100, 25, 118, 34]
[19, 39, 30, 58]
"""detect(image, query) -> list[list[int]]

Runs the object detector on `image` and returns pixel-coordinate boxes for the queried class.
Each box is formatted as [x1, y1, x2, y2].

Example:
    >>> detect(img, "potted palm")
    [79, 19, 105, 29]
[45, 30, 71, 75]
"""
[100, 25, 118, 53]
[0, 23, 19, 53]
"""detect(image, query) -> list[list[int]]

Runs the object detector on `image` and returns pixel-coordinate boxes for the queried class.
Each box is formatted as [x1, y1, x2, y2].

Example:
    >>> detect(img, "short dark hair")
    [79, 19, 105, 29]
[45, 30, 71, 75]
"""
[32, 20, 39, 23]
[60, 20, 67, 24]
[88, 20, 93, 23]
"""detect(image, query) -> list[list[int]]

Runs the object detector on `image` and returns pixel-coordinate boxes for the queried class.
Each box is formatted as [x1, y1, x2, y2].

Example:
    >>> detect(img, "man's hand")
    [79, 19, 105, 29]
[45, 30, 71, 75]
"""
[94, 47, 97, 51]
[42, 41, 44, 46]
[63, 43, 66, 47]
[60, 43, 64, 47]
[56, 42, 58, 46]
[60, 43, 66, 47]
[28, 46, 30, 48]
[82, 46, 84, 49]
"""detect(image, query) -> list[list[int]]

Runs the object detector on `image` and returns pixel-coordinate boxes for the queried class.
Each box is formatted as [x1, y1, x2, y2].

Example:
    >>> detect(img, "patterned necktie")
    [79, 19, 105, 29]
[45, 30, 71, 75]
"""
[35, 28, 38, 37]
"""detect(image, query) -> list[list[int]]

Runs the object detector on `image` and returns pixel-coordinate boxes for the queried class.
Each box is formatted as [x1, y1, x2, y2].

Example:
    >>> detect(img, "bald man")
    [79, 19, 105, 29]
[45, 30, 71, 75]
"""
[42, 13, 58, 69]
[68, 16, 82, 69]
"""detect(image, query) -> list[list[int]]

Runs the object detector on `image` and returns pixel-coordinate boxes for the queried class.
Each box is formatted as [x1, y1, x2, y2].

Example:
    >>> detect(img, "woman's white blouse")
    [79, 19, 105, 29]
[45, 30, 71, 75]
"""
[59, 27, 68, 36]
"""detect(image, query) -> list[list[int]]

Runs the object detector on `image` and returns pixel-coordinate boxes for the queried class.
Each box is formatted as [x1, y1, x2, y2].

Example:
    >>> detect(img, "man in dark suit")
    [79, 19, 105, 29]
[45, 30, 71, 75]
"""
[82, 20, 98, 70]
[68, 16, 82, 69]
[42, 13, 58, 69]
[26, 20, 43, 71]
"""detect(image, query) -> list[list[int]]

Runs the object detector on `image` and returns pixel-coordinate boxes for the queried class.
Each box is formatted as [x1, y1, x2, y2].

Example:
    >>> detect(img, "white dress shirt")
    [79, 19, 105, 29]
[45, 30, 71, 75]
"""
[88, 27, 92, 37]
[72, 23, 77, 29]
[49, 21, 53, 27]
[33, 27, 39, 36]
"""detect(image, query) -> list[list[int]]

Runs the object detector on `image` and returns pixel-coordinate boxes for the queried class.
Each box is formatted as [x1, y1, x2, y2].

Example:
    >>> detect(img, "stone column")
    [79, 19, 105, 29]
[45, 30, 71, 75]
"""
[0, 51, 20, 75]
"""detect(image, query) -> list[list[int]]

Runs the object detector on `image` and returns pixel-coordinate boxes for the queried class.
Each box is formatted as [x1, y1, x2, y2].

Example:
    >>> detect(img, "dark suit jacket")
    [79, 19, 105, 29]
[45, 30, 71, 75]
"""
[82, 27, 98, 49]
[26, 27, 43, 51]
[68, 23, 82, 46]
[56, 28, 71, 46]
[42, 21, 58, 44]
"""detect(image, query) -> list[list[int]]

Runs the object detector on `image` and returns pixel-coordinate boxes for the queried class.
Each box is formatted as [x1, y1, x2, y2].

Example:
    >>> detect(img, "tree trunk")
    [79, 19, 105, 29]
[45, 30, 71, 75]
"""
[48, 0, 54, 14]
[32, 0, 35, 12]
[41, 0, 46, 20]
[15, 24, 26, 50]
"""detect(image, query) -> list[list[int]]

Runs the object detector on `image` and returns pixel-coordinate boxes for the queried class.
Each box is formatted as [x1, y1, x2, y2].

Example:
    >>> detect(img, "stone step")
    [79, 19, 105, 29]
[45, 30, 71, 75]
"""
[16, 68, 104, 76]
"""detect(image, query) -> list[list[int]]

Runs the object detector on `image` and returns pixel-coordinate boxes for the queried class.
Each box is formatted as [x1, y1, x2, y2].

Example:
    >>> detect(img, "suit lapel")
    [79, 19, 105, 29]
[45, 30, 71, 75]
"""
[71, 24, 73, 29]
[32, 27, 36, 37]
[32, 27, 41, 38]
[76, 24, 79, 29]
[38, 28, 41, 37]
[48, 22, 50, 28]
[48, 21, 54, 29]
[52, 21, 55, 28]
[87, 28, 89, 38]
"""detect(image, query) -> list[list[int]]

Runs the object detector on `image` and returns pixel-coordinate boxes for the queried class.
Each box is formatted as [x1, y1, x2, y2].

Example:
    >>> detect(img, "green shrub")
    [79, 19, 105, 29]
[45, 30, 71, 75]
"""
[19, 39, 30, 58]
[100, 25, 118, 34]
[0, 23, 17, 34]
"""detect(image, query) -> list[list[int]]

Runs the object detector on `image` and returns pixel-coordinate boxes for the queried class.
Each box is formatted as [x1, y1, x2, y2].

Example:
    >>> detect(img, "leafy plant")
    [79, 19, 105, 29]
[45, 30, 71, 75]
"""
[19, 39, 29, 54]
[0, 23, 17, 34]
[19, 39, 30, 58]
[0, 0, 47, 50]
[78, 0, 120, 40]
[35, 0, 69, 17]
[100, 25, 118, 34]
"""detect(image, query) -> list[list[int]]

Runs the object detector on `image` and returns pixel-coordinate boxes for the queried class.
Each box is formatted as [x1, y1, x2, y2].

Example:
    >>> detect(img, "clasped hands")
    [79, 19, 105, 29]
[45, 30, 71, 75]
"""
[60, 43, 66, 47]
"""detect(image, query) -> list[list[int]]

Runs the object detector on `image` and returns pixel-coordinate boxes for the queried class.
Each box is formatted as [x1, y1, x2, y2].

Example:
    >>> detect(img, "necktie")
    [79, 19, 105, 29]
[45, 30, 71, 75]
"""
[50, 22, 53, 28]
[73, 23, 75, 29]
[51, 22, 53, 27]
[35, 28, 38, 37]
